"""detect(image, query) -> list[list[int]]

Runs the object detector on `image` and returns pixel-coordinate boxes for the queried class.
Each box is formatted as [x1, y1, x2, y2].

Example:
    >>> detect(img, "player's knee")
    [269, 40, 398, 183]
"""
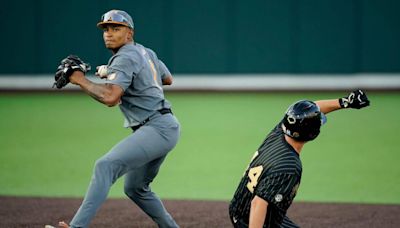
[124, 185, 148, 198]
[94, 158, 125, 181]
[124, 186, 139, 197]
[124, 186, 134, 197]
[94, 158, 112, 171]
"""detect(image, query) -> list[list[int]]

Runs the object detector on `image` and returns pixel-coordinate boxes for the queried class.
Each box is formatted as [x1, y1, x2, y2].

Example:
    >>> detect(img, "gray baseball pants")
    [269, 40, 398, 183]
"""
[69, 113, 180, 228]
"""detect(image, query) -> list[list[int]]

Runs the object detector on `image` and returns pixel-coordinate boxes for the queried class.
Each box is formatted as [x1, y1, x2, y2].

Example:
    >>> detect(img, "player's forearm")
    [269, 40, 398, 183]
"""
[315, 99, 342, 114]
[81, 82, 116, 106]
[249, 196, 268, 228]
[75, 77, 120, 107]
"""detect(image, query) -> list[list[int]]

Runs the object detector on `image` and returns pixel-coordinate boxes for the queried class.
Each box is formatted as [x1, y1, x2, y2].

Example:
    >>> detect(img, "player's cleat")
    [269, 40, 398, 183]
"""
[58, 221, 70, 228]
[44, 221, 69, 228]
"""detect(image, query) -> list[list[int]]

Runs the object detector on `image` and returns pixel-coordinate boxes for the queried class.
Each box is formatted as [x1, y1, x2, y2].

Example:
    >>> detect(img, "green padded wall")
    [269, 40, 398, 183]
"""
[0, 0, 399, 74]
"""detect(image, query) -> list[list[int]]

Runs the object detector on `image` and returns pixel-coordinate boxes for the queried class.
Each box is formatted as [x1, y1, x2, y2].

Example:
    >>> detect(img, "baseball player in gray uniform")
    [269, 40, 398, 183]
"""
[54, 9, 180, 228]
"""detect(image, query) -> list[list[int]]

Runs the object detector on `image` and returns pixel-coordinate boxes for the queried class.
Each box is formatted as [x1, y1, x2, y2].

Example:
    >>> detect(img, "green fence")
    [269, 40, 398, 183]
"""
[1, 0, 399, 74]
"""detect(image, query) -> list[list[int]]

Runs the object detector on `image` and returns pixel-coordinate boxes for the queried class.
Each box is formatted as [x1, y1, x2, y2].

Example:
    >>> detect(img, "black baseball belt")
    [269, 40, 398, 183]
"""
[131, 108, 173, 131]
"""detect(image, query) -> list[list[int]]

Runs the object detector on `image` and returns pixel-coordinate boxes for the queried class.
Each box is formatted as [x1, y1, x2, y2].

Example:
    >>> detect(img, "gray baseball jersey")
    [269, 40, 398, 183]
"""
[105, 42, 172, 127]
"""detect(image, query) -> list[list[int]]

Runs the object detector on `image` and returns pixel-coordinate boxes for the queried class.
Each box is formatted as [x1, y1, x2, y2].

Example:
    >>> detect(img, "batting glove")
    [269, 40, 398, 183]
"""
[339, 89, 370, 109]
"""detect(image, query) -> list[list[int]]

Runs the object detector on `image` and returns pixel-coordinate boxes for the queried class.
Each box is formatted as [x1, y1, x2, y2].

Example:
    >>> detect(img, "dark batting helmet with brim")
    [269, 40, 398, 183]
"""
[282, 100, 327, 142]
[97, 10, 134, 29]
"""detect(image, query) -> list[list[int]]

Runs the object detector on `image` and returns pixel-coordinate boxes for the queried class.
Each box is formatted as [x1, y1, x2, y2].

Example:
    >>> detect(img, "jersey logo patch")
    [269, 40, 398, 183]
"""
[107, 73, 117, 80]
[274, 194, 283, 202]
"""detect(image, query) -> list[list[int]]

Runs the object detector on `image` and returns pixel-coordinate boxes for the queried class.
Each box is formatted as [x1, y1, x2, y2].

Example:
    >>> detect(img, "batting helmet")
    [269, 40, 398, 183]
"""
[97, 10, 134, 29]
[282, 100, 327, 142]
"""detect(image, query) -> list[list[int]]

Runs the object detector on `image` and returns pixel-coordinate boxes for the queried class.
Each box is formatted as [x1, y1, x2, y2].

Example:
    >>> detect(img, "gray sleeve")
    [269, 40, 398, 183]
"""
[158, 60, 171, 80]
[106, 54, 142, 91]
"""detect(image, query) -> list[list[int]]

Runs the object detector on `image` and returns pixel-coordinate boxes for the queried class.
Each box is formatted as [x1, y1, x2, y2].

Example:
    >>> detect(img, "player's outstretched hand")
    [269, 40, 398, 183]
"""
[339, 89, 370, 109]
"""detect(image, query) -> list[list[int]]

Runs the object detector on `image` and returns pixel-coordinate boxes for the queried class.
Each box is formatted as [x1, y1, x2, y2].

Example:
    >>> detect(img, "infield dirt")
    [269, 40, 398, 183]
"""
[1, 196, 399, 227]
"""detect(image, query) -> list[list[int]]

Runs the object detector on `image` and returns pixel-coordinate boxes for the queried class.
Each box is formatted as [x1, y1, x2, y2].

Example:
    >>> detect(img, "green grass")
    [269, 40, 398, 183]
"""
[0, 92, 399, 204]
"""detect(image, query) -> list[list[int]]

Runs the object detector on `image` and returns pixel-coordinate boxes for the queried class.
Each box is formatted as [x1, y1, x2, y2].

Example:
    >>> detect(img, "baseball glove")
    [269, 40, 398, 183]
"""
[53, 55, 91, 89]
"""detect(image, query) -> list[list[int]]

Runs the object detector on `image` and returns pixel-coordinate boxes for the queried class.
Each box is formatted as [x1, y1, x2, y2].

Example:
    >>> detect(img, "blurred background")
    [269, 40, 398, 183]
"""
[0, 0, 399, 204]
[0, 0, 400, 89]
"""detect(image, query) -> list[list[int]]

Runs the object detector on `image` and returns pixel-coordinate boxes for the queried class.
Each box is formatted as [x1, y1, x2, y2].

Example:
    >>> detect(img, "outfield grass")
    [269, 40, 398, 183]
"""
[0, 92, 399, 204]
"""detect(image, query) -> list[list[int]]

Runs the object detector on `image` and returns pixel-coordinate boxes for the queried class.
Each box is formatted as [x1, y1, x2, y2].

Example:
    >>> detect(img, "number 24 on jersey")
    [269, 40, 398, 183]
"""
[246, 151, 264, 193]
